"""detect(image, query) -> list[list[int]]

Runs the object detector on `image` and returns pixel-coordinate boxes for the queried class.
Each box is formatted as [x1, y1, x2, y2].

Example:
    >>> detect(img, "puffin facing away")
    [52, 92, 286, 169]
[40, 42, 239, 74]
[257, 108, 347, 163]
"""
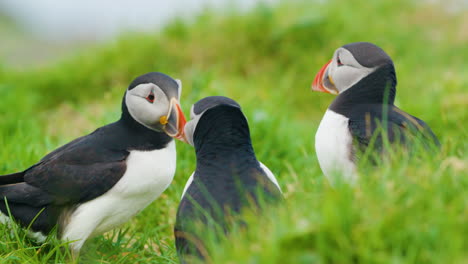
[0, 72, 186, 256]
[312, 42, 439, 182]
[174, 96, 282, 263]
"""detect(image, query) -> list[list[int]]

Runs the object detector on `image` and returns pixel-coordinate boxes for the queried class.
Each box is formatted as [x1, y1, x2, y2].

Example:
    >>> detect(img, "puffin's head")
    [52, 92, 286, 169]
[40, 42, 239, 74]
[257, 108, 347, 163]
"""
[183, 96, 241, 146]
[312, 42, 394, 94]
[124, 72, 186, 141]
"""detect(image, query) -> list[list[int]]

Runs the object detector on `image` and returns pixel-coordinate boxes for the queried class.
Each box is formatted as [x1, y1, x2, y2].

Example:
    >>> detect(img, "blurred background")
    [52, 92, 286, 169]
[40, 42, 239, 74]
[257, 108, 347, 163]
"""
[0, 0, 277, 68]
[0, 0, 465, 138]
[1, 0, 467, 68]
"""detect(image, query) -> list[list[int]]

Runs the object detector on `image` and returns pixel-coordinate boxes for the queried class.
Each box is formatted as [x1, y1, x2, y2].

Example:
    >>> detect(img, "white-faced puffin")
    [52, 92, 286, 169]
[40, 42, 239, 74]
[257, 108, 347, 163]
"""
[174, 96, 282, 263]
[0, 72, 186, 255]
[312, 42, 439, 182]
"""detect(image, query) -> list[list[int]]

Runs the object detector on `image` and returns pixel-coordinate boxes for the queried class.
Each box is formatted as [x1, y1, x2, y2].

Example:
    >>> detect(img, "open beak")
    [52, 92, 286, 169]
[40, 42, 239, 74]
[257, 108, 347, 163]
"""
[312, 60, 338, 95]
[160, 98, 187, 142]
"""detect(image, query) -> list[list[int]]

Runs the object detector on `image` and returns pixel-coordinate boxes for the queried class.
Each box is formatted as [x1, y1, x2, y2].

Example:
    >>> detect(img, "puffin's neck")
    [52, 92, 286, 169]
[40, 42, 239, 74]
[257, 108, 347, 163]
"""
[329, 64, 397, 115]
[193, 105, 257, 165]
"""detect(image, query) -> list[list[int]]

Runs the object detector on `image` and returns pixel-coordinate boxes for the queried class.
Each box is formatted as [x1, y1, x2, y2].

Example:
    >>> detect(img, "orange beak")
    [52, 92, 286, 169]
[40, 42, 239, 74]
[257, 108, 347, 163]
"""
[312, 59, 338, 94]
[161, 98, 187, 143]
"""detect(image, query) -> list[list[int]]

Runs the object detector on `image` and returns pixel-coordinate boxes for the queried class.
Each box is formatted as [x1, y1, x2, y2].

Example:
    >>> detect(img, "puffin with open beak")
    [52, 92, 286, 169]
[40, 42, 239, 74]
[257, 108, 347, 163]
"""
[0, 72, 186, 256]
[312, 42, 439, 182]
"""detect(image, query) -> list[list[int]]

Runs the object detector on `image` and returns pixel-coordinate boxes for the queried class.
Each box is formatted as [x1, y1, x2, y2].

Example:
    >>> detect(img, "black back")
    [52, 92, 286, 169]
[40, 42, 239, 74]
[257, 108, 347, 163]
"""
[174, 105, 282, 263]
[329, 63, 439, 157]
[347, 104, 440, 159]
[329, 64, 397, 112]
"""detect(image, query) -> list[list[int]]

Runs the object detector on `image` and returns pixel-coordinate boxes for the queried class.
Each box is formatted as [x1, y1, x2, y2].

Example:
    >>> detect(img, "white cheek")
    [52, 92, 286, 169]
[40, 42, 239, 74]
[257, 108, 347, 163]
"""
[175, 79, 182, 100]
[184, 112, 203, 146]
[126, 94, 168, 128]
[127, 96, 152, 123]
[333, 66, 374, 93]
[184, 121, 196, 146]
[190, 105, 196, 119]
[335, 67, 362, 87]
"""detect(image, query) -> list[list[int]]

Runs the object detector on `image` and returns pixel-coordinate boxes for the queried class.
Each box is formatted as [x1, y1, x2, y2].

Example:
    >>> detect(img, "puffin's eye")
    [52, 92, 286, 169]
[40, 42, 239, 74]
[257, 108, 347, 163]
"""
[337, 57, 343, 66]
[146, 92, 155, 103]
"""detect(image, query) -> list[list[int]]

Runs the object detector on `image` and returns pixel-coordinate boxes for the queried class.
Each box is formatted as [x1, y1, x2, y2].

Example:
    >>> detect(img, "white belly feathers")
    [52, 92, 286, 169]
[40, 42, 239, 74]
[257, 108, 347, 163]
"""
[62, 141, 176, 250]
[315, 109, 357, 183]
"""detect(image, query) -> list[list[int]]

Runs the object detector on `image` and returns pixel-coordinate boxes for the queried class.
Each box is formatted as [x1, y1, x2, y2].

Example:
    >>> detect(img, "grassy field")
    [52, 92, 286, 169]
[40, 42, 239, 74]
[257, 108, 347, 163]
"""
[0, 0, 467, 263]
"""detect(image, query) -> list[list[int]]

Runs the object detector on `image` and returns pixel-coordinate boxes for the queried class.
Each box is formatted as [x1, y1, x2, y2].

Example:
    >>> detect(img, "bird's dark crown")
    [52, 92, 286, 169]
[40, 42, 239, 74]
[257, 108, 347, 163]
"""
[193, 96, 241, 115]
[128, 72, 179, 99]
[342, 42, 393, 68]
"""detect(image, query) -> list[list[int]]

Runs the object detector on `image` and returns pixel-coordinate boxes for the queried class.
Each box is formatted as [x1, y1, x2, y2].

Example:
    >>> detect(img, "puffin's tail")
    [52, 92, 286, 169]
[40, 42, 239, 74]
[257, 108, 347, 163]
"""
[0, 171, 27, 223]
[0, 200, 49, 243]
[0, 178, 55, 234]
[0, 171, 25, 185]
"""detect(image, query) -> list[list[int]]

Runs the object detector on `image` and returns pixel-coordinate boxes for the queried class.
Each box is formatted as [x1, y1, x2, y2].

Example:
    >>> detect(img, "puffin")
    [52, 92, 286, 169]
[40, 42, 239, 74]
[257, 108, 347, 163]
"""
[0, 72, 186, 256]
[312, 42, 440, 182]
[174, 96, 282, 263]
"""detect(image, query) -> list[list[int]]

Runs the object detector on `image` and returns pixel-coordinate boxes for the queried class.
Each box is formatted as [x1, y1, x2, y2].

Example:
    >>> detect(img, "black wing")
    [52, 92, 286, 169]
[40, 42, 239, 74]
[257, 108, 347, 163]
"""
[0, 125, 129, 232]
[23, 127, 129, 204]
[1, 126, 129, 206]
[348, 104, 440, 154]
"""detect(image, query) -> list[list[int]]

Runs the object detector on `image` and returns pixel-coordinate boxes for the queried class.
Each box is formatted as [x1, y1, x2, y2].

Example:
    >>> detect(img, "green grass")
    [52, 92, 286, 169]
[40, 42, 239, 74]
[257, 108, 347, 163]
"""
[0, 0, 467, 263]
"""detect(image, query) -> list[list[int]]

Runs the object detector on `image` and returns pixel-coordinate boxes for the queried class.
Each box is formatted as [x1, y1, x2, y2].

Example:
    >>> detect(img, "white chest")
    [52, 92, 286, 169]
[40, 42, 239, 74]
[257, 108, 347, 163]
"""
[62, 141, 176, 243]
[113, 141, 177, 196]
[315, 109, 357, 183]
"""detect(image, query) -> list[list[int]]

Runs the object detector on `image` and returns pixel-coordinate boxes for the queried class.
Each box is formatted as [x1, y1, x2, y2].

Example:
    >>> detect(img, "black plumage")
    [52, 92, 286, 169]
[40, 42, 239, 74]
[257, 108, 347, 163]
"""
[312, 42, 440, 181]
[0, 72, 176, 237]
[175, 102, 282, 263]
[329, 60, 439, 154]
[0, 103, 171, 234]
